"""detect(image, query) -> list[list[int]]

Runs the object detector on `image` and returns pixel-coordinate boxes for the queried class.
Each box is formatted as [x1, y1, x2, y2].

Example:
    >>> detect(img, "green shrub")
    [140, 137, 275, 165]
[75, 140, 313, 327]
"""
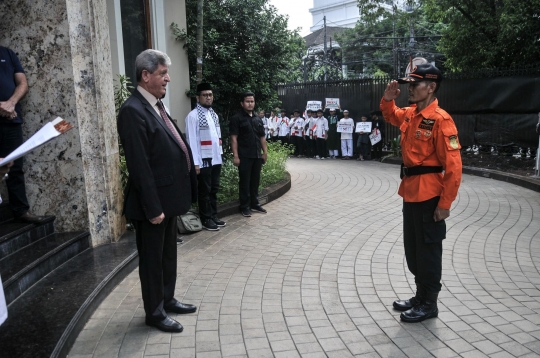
[217, 141, 294, 204]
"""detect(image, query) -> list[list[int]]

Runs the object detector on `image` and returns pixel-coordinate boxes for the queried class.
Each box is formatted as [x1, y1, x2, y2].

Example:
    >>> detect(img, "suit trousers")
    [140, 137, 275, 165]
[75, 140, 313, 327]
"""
[403, 196, 444, 293]
[0, 124, 29, 216]
[238, 157, 262, 210]
[133, 216, 178, 321]
[198, 164, 221, 220]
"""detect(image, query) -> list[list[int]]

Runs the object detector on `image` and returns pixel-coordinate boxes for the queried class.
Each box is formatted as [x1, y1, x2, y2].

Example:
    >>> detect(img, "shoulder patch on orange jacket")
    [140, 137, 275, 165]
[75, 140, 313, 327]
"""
[439, 115, 460, 151]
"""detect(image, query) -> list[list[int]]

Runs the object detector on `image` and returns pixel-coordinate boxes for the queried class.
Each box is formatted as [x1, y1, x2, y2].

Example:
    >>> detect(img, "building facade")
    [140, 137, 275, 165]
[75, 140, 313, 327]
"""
[0, 0, 192, 246]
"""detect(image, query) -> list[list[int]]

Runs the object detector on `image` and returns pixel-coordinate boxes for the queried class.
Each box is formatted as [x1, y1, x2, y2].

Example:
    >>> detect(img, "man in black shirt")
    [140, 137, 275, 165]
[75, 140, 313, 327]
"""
[0, 46, 46, 223]
[229, 92, 268, 217]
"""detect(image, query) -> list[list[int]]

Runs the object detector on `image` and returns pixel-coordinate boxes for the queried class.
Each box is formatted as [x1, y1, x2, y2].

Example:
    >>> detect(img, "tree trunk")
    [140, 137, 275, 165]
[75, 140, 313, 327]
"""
[196, 0, 204, 84]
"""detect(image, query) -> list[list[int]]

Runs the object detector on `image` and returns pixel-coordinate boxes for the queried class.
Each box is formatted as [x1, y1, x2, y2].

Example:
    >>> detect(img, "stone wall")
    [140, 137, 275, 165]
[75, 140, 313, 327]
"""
[0, 0, 124, 245]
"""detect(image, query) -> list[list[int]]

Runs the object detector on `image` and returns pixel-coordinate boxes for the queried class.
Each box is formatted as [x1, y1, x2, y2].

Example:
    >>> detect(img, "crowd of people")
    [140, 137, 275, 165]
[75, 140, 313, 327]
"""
[258, 107, 387, 161]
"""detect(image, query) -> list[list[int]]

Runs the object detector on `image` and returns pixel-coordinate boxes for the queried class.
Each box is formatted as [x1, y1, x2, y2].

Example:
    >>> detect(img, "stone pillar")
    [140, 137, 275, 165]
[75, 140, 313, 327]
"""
[0, 0, 125, 246]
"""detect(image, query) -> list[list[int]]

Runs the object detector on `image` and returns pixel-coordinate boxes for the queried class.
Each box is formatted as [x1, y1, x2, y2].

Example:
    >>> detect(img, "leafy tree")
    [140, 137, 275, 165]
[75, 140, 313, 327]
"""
[181, 0, 306, 120]
[338, 1, 444, 77]
[423, 0, 540, 71]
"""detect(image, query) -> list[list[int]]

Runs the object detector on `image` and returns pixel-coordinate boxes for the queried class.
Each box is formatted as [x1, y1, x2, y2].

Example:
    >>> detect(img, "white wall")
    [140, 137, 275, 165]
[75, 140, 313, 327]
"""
[310, 0, 359, 31]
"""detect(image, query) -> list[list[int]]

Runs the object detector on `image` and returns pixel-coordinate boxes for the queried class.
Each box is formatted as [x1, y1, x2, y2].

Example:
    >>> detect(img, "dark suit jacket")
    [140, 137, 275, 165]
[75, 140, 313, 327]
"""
[117, 90, 197, 221]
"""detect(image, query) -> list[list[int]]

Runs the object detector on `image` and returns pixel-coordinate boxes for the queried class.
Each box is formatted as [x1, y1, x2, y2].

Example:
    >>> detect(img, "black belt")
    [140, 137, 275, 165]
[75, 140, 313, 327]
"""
[400, 163, 443, 179]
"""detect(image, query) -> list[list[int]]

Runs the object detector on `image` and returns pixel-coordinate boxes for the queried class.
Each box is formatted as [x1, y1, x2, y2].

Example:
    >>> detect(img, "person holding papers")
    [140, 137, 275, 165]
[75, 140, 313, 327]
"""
[356, 115, 372, 161]
[0, 46, 46, 223]
[339, 110, 354, 160]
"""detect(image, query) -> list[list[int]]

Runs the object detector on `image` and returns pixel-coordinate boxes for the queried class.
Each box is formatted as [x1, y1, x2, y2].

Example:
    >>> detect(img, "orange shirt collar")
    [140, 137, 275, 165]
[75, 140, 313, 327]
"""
[413, 98, 439, 119]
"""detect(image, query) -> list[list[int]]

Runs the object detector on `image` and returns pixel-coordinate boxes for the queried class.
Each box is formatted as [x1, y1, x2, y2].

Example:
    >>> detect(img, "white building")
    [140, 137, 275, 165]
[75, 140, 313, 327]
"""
[309, 0, 360, 32]
[309, 0, 401, 32]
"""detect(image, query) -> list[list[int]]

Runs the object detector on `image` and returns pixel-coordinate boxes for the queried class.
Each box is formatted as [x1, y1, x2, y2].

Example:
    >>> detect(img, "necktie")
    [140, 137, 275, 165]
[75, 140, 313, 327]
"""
[156, 100, 191, 172]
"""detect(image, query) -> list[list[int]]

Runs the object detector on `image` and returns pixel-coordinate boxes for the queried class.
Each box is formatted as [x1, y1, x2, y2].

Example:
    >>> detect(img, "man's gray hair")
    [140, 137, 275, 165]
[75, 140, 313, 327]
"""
[135, 49, 172, 82]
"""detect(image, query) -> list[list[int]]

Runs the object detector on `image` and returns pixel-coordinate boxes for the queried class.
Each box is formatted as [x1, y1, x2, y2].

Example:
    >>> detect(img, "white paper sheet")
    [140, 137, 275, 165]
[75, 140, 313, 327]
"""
[0, 275, 7, 326]
[0, 117, 68, 167]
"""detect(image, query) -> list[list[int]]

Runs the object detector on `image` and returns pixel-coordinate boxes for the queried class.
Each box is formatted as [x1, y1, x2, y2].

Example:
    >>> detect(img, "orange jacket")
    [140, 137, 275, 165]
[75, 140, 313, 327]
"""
[380, 98, 462, 209]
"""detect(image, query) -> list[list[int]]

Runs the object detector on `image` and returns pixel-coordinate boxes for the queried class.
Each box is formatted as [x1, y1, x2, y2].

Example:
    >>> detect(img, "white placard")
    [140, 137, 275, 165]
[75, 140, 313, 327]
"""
[325, 98, 340, 109]
[306, 101, 322, 112]
[355, 122, 372, 133]
[0, 275, 7, 326]
[370, 129, 382, 145]
[0, 117, 73, 167]
[337, 123, 353, 133]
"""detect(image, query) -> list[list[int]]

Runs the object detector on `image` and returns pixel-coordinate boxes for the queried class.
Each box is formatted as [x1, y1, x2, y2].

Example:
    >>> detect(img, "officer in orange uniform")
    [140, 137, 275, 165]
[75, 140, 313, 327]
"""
[381, 64, 462, 323]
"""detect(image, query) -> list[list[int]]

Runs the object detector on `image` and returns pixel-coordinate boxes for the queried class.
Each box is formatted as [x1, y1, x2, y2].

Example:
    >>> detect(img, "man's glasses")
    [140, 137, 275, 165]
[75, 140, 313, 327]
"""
[199, 93, 213, 98]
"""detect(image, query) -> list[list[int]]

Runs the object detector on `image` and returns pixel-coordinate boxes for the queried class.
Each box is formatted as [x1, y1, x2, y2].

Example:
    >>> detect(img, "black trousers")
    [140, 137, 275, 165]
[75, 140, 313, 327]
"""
[198, 164, 221, 220]
[358, 142, 371, 158]
[238, 157, 262, 210]
[316, 138, 327, 158]
[0, 124, 30, 216]
[403, 196, 444, 293]
[294, 136, 304, 156]
[372, 140, 384, 159]
[304, 137, 312, 157]
[132, 216, 178, 321]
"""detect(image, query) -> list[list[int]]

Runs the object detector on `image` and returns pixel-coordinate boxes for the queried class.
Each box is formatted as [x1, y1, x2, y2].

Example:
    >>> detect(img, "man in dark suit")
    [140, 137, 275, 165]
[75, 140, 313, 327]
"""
[117, 49, 197, 333]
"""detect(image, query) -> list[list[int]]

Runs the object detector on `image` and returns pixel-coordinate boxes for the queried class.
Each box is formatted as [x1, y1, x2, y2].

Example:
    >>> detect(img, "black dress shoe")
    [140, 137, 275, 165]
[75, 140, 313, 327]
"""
[400, 296, 438, 323]
[241, 208, 252, 217]
[212, 216, 226, 227]
[164, 301, 197, 314]
[146, 316, 183, 333]
[251, 205, 267, 214]
[202, 218, 219, 231]
[393, 296, 420, 311]
[16, 212, 48, 224]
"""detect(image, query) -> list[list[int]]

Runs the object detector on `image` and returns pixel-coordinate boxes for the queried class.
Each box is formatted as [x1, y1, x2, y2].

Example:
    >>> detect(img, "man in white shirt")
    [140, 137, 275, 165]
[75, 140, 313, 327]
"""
[303, 109, 315, 158]
[339, 110, 354, 159]
[314, 109, 329, 159]
[185, 83, 225, 231]
[277, 109, 290, 143]
[289, 109, 305, 157]
[259, 110, 270, 139]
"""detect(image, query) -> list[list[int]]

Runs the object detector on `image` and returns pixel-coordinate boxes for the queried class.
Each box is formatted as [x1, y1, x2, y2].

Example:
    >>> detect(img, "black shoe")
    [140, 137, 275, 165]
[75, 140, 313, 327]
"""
[177, 237, 184, 244]
[400, 301, 438, 323]
[202, 218, 219, 231]
[212, 216, 226, 227]
[16, 212, 49, 224]
[393, 296, 420, 311]
[251, 205, 267, 214]
[241, 208, 252, 217]
[146, 316, 183, 333]
[164, 300, 197, 314]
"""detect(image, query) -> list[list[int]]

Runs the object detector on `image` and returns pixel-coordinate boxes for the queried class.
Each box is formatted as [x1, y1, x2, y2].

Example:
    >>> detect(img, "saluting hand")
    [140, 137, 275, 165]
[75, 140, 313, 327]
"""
[383, 80, 401, 101]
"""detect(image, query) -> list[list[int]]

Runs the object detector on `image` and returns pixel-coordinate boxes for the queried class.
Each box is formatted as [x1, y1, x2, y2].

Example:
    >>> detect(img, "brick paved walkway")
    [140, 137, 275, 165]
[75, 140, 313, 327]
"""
[69, 159, 540, 358]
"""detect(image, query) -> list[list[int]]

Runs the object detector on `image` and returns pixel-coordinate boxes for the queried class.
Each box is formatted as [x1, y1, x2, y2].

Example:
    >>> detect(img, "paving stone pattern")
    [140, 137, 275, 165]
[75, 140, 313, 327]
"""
[69, 159, 540, 358]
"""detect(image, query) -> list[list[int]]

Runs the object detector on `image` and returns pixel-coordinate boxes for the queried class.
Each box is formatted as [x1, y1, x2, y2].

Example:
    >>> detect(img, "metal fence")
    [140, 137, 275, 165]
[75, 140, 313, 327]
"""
[277, 66, 540, 149]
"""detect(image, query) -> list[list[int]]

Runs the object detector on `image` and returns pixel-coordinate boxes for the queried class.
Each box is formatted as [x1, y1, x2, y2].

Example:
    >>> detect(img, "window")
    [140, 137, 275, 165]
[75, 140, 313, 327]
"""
[120, 0, 152, 87]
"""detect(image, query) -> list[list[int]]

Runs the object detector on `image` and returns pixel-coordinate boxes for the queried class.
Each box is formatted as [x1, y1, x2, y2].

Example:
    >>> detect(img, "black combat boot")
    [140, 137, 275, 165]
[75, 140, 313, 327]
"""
[393, 286, 425, 312]
[400, 291, 439, 323]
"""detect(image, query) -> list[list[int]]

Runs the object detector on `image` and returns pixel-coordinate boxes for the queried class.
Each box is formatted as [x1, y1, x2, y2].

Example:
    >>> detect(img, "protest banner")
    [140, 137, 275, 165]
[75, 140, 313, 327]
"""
[325, 98, 340, 109]
[337, 122, 353, 133]
[306, 101, 322, 111]
[355, 122, 372, 133]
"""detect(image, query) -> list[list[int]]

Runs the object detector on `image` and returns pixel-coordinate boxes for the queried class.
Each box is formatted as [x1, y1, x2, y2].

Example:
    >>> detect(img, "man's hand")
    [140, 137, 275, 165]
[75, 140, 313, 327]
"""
[150, 213, 165, 225]
[0, 100, 15, 115]
[433, 207, 450, 222]
[262, 153, 267, 164]
[233, 156, 240, 167]
[383, 80, 401, 102]
[195, 165, 200, 175]
[0, 159, 13, 177]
